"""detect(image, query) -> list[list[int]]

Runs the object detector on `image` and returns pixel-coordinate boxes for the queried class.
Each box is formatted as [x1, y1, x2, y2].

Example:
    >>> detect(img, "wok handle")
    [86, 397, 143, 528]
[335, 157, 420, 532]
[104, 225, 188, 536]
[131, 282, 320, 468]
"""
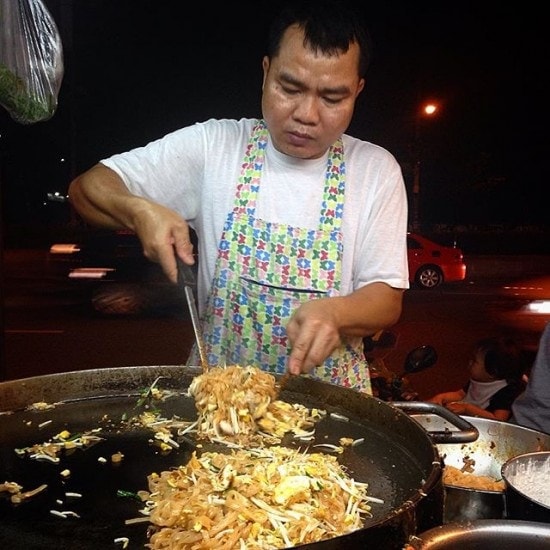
[391, 401, 479, 444]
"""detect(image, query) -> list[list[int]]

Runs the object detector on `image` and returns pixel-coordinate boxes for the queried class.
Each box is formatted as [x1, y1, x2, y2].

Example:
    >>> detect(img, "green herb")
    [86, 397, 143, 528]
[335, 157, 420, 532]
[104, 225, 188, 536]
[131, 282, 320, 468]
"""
[116, 489, 141, 501]
[0, 64, 54, 124]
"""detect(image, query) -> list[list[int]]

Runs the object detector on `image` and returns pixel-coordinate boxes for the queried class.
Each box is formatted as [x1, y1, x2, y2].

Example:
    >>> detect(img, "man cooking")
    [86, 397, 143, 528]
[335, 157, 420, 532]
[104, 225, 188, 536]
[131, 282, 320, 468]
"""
[68, 0, 409, 394]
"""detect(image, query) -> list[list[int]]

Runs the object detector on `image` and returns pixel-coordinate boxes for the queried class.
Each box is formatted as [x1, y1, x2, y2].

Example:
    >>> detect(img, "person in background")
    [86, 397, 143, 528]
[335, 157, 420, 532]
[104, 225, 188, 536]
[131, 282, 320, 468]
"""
[67, 0, 409, 393]
[510, 322, 550, 434]
[427, 336, 526, 421]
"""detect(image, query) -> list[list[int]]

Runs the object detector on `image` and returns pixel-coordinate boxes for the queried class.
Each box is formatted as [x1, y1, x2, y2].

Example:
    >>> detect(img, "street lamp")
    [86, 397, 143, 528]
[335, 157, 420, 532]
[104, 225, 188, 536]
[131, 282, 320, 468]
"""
[412, 102, 439, 231]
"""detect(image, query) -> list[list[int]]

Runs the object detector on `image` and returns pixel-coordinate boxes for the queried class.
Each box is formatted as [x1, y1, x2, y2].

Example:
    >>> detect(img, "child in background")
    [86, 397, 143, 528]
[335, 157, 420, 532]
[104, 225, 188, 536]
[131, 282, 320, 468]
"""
[427, 336, 526, 421]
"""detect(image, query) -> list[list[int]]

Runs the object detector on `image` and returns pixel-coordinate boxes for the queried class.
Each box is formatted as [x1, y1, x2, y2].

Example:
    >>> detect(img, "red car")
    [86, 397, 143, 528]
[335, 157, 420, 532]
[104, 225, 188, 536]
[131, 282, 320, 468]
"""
[407, 232, 467, 289]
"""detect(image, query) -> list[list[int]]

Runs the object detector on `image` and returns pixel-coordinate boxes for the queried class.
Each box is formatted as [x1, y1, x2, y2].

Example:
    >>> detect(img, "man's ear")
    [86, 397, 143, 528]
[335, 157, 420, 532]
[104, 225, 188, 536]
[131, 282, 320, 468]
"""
[261, 56, 270, 89]
[356, 77, 365, 98]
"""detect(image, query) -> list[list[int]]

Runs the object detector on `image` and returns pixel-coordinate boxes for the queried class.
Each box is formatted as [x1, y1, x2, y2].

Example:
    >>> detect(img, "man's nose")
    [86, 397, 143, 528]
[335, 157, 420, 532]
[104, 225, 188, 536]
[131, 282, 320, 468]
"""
[293, 96, 320, 124]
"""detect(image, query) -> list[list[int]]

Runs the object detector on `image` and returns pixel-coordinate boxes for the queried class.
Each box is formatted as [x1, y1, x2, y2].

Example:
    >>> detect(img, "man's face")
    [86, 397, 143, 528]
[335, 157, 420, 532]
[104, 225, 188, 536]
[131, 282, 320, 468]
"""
[261, 24, 365, 160]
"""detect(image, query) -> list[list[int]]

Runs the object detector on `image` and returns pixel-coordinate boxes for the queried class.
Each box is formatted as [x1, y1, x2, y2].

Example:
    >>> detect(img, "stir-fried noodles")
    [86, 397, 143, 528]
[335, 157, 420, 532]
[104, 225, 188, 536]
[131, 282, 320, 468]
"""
[141, 445, 375, 549]
[135, 365, 379, 548]
[188, 365, 323, 446]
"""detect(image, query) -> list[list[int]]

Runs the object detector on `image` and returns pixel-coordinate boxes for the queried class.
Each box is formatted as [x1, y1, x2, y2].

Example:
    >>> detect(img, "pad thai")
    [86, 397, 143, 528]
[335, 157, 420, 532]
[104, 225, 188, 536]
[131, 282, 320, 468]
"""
[188, 365, 323, 446]
[140, 445, 378, 549]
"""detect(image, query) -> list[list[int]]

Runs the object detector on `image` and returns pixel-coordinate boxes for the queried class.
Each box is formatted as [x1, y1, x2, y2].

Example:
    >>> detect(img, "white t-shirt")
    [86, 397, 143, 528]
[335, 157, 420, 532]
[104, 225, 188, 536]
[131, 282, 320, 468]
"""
[101, 118, 409, 313]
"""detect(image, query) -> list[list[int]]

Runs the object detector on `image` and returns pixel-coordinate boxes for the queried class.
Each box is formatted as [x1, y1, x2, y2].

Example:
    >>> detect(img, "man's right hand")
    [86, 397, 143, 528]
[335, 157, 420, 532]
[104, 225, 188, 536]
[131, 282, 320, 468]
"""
[68, 163, 195, 284]
[131, 200, 195, 284]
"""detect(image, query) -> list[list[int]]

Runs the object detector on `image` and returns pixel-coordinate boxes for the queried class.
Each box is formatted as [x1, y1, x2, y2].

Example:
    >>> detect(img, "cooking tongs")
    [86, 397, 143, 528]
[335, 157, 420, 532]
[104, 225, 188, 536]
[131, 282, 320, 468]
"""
[176, 256, 209, 372]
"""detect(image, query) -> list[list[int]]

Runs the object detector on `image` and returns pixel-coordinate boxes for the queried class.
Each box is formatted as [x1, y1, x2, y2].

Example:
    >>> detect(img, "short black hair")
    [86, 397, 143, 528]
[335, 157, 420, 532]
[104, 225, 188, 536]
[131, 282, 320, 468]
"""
[267, 0, 371, 78]
[475, 336, 526, 381]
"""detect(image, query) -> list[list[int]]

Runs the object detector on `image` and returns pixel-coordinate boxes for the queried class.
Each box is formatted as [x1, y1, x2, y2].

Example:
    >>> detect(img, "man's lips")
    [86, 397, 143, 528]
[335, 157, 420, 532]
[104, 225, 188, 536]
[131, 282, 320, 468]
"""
[286, 131, 313, 147]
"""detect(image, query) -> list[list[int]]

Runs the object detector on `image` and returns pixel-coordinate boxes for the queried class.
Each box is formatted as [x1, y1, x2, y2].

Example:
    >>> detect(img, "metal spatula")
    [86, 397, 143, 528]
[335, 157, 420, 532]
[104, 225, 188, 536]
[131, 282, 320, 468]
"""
[176, 256, 209, 372]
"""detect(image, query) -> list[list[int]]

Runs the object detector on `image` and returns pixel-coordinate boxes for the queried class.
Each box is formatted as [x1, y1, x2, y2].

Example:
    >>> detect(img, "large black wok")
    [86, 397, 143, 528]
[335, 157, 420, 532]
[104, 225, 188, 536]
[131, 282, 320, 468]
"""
[0, 365, 477, 549]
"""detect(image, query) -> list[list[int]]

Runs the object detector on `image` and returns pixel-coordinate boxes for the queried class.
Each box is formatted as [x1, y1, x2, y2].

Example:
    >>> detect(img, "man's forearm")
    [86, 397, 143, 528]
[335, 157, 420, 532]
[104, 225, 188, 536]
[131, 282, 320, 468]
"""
[334, 282, 404, 339]
[68, 163, 135, 229]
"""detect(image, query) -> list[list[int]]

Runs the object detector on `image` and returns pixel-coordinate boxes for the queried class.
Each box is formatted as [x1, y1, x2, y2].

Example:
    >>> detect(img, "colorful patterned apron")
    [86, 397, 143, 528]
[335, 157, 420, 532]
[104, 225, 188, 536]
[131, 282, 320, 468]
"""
[197, 119, 371, 393]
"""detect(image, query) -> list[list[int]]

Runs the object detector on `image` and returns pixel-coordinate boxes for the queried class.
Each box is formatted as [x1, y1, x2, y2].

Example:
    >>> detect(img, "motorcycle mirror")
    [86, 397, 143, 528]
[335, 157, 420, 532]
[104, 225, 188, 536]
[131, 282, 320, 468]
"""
[403, 345, 438, 374]
[364, 330, 397, 352]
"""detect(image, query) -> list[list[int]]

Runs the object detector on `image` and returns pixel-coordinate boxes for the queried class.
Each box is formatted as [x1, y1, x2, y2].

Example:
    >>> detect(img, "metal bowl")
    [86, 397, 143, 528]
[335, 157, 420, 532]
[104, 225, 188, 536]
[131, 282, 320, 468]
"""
[502, 450, 550, 523]
[407, 519, 550, 549]
[411, 414, 550, 522]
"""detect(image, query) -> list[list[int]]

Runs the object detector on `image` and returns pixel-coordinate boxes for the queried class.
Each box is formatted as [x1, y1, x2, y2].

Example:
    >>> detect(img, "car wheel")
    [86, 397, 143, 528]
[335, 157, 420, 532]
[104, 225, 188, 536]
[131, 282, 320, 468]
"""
[92, 284, 150, 315]
[415, 265, 443, 289]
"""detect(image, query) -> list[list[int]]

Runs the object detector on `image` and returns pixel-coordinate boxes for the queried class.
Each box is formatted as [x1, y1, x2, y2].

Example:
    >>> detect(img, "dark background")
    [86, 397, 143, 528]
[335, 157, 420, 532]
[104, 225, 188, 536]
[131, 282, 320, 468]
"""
[0, 0, 546, 242]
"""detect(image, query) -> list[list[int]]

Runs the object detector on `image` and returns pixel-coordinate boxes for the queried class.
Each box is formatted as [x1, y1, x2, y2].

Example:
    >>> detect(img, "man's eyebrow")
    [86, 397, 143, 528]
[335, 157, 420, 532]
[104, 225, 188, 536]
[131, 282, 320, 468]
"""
[278, 71, 304, 88]
[278, 71, 351, 95]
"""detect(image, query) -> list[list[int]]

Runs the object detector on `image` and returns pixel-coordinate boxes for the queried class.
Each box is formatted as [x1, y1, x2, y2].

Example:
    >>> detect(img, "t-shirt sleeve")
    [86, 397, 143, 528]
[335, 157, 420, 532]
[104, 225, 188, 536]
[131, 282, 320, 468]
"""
[100, 124, 205, 220]
[346, 141, 409, 291]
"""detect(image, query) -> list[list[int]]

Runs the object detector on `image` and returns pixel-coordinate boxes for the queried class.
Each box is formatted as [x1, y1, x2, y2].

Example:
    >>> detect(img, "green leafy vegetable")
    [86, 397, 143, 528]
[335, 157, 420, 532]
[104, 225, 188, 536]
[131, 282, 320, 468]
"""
[0, 64, 54, 124]
[116, 489, 142, 501]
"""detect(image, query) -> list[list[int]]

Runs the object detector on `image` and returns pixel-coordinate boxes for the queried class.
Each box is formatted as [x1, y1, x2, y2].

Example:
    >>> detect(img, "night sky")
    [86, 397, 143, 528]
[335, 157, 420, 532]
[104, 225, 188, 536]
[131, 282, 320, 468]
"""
[0, 1, 545, 229]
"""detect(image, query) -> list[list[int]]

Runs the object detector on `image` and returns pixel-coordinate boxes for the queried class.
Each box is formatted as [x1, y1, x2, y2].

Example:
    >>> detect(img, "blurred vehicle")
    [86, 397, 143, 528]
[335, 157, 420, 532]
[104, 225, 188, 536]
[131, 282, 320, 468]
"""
[407, 232, 467, 289]
[488, 276, 550, 352]
[48, 227, 197, 317]
[50, 228, 469, 315]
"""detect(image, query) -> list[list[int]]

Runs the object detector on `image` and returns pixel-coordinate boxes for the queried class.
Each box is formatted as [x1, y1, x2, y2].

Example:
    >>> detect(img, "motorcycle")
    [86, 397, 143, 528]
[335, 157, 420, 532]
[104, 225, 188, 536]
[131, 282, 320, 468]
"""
[364, 331, 438, 401]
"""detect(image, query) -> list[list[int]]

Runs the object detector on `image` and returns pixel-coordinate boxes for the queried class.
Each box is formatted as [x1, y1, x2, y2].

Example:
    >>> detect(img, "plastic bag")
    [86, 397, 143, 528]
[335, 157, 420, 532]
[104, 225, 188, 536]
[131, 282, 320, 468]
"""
[0, 0, 64, 124]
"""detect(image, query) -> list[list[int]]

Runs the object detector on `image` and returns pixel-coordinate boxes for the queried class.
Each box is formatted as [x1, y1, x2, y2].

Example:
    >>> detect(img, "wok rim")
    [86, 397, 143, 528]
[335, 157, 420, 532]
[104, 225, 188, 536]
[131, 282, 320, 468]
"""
[0, 364, 445, 548]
